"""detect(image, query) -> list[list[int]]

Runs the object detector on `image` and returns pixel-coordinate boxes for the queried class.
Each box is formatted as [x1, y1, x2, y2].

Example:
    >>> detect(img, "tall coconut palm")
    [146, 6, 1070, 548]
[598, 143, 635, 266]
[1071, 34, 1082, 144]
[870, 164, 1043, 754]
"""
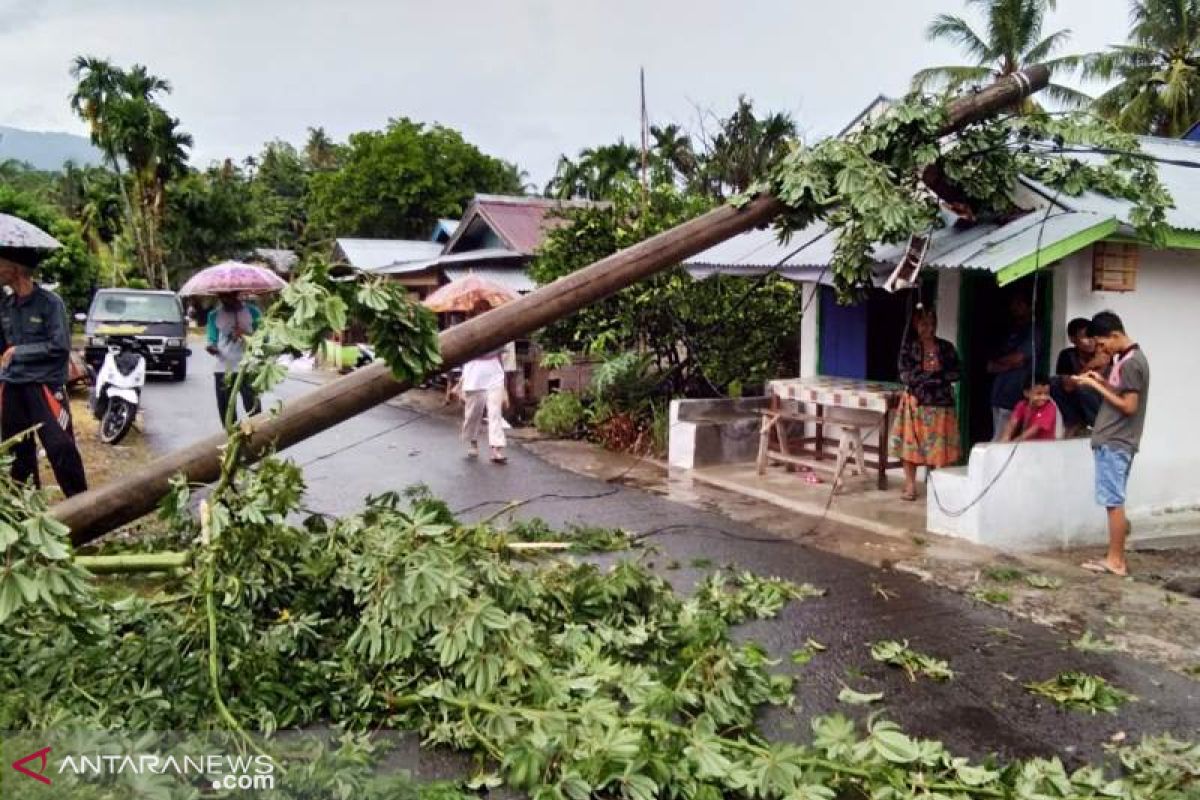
[1083, 0, 1200, 136]
[70, 56, 147, 273]
[912, 0, 1089, 108]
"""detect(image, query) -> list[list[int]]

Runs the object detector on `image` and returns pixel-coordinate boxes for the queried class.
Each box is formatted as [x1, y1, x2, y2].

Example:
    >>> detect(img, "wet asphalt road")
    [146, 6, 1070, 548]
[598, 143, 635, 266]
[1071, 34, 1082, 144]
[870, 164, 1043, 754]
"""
[140, 352, 1200, 765]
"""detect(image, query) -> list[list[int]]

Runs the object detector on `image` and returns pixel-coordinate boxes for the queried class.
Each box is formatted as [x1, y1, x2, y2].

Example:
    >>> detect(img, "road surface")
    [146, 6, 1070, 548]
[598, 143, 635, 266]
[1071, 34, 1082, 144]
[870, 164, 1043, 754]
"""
[136, 350, 1200, 765]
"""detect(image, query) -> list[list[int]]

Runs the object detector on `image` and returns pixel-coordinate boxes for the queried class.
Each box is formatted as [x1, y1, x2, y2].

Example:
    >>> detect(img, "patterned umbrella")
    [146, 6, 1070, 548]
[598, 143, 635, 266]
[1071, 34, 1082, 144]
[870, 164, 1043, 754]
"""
[0, 213, 62, 250]
[423, 274, 519, 314]
[0, 213, 62, 268]
[178, 260, 288, 297]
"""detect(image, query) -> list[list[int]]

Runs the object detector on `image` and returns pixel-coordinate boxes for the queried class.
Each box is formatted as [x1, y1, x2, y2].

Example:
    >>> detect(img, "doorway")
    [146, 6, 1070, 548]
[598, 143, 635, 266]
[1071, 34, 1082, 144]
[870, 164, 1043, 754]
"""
[817, 280, 936, 383]
[956, 271, 1053, 449]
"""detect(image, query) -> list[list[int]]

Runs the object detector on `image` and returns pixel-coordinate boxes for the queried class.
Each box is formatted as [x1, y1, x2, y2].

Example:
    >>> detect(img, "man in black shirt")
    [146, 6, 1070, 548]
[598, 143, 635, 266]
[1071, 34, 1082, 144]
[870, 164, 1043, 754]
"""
[0, 242, 88, 496]
[1051, 317, 1105, 434]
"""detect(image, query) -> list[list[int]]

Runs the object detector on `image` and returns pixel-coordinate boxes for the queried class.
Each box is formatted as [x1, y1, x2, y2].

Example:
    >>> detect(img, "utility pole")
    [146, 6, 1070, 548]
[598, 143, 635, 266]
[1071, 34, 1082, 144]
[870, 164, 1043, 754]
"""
[55, 66, 1050, 546]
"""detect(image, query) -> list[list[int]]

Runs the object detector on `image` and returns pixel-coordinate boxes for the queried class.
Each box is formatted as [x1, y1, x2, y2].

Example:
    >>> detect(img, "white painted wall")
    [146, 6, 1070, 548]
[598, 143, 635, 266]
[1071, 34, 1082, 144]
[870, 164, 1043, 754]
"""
[928, 439, 1108, 550]
[934, 270, 961, 345]
[1059, 246, 1200, 514]
[799, 282, 819, 378]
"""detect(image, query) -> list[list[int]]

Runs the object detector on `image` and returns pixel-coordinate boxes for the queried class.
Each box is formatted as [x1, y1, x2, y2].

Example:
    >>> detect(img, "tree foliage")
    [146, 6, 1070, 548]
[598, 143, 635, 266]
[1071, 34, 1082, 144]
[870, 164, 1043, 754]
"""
[546, 98, 797, 202]
[0, 184, 100, 311]
[307, 118, 523, 240]
[529, 179, 802, 396]
[1082, 0, 1200, 136]
[70, 56, 193, 288]
[767, 96, 1171, 299]
[912, 0, 1088, 109]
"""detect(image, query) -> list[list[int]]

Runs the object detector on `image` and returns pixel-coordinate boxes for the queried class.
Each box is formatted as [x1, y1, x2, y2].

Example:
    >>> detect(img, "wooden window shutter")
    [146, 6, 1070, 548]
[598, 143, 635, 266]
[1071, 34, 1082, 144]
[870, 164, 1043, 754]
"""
[1092, 242, 1138, 292]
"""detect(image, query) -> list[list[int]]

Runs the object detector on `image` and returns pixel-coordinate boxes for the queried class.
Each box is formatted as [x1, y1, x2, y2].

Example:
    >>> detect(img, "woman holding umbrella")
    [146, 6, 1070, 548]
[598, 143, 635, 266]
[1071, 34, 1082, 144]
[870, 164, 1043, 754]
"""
[179, 260, 285, 425]
[424, 275, 520, 464]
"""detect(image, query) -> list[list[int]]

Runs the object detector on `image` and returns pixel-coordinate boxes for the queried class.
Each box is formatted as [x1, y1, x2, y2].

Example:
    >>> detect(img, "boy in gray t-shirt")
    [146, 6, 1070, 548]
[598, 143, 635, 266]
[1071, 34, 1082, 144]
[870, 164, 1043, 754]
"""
[1076, 311, 1149, 577]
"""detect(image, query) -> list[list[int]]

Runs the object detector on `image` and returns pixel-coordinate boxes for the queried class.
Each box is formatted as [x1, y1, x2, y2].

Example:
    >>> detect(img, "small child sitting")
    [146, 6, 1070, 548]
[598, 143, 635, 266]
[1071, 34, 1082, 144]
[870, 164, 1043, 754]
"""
[1000, 375, 1059, 442]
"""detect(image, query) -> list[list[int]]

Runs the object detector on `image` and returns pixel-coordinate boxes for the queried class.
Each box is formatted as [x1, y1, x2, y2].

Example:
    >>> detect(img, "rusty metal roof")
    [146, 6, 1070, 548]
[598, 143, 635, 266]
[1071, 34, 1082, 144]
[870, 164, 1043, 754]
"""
[444, 195, 601, 256]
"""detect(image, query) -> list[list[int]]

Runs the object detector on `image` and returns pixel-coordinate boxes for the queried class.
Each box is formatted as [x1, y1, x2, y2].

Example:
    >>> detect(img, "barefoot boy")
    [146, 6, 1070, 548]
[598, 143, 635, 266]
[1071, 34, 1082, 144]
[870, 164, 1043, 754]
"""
[1076, 311, 1149, 577]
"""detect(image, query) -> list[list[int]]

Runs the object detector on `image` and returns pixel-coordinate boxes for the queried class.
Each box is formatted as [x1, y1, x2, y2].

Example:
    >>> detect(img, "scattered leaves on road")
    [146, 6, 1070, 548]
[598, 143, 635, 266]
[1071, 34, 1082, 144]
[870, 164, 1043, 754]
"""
[1025, 672, 1134, 714]
[869, 640, 953, 682]
[838, 686, 884, 705]
[1072, 631, 1119, 653]
[1024, 574, 1063, 589]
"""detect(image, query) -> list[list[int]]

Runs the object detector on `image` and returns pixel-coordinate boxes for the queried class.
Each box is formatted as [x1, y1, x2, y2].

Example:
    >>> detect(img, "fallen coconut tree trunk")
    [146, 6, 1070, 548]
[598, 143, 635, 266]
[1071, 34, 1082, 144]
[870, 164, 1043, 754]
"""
[54, 65, 1050, 547]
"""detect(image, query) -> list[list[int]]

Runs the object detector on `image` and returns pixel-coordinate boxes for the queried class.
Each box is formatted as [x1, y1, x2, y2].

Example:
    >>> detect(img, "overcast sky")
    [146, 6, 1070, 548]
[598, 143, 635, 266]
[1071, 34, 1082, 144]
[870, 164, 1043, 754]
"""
[0, 0, 1135, 186]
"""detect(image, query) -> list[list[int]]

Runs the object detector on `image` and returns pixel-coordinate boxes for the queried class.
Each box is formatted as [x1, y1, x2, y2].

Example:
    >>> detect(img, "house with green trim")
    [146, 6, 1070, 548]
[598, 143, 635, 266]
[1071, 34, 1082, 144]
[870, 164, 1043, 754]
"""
[682, 134, 1200, 550]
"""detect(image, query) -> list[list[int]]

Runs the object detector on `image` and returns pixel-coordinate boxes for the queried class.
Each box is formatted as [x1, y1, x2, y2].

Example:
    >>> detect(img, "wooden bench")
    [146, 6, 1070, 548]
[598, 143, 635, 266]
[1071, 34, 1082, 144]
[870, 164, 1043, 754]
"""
[757, 408, 873, 491]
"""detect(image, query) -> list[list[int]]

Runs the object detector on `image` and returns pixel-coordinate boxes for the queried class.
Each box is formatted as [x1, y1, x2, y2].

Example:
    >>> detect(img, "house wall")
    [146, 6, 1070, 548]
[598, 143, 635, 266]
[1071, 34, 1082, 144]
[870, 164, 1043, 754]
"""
[1060, 246, 1200, 514]
[799, 282, 819, 378]
[934, 270, 961, 344]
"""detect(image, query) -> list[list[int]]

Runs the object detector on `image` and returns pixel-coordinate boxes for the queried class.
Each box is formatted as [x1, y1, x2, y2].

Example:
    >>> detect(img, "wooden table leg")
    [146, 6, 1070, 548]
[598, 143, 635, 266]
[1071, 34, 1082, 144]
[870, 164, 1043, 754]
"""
[757, 412, 777, 475]
[815, 404, 825, 461]
[877, 408, 890, 490]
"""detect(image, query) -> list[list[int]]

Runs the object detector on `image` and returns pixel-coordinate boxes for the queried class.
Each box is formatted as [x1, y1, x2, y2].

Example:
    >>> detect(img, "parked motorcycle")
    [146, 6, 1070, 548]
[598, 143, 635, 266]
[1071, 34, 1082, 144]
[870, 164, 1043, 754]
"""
[90, 335, 147, 444]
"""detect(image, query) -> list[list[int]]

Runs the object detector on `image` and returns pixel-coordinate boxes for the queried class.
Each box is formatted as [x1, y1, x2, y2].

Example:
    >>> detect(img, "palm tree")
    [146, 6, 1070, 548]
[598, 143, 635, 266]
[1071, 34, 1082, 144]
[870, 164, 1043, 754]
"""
[304, 126, 339, 171]
[701, 97, 797, 198]
[70, 57, 191, 287]
[1082, 0, 1200, 136]
[912, 0, 1089, 108]
[70, 56, 147, 273]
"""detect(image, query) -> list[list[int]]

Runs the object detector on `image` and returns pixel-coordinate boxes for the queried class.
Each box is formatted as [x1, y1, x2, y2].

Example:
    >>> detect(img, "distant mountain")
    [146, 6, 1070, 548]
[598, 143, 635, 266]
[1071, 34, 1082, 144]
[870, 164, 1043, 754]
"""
[0, 125, 103, 171]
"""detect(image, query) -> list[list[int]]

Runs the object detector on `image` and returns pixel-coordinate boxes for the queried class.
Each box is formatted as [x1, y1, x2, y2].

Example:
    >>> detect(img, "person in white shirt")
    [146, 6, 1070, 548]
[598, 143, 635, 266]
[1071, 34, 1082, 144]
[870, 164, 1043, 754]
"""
[460, 346, 508, 463]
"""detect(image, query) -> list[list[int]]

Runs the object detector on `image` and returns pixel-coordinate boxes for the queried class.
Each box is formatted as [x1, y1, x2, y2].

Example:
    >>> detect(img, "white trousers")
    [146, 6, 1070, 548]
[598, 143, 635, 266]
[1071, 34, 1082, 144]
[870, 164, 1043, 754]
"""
[463, 386, 506, 448]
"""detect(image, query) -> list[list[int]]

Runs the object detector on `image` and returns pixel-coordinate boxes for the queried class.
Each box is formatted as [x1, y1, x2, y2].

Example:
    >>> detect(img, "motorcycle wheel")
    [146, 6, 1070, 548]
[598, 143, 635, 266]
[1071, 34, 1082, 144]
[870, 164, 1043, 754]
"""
[99, 397, 135, 445]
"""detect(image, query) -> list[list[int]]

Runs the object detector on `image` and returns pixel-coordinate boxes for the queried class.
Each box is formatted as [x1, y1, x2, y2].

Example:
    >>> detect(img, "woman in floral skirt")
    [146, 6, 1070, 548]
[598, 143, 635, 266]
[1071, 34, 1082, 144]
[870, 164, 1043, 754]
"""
[891, 307, 961, 500]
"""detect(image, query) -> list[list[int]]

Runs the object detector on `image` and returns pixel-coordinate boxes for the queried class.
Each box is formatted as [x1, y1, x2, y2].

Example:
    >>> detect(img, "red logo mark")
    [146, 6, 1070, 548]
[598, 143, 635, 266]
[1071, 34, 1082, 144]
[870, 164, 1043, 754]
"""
[12, 746, 52, 785]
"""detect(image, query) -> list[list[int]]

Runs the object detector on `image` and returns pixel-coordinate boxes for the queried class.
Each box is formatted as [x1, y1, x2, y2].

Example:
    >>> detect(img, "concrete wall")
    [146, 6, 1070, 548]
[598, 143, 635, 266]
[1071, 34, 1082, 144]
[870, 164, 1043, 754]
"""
[669, 397, 767, 469]
[1059, 246, 1200, 514]
[927, 439, 1107, 550]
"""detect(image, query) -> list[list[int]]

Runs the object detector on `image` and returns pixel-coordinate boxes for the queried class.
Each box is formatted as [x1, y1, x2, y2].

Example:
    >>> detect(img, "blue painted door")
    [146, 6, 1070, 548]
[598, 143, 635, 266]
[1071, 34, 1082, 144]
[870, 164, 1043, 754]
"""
[818, 286, 867, 379]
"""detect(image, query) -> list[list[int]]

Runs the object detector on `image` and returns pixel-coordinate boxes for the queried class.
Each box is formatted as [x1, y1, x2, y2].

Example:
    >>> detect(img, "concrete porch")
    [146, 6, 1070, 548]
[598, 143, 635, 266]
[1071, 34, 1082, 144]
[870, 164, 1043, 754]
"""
[689, 461, 925, 539]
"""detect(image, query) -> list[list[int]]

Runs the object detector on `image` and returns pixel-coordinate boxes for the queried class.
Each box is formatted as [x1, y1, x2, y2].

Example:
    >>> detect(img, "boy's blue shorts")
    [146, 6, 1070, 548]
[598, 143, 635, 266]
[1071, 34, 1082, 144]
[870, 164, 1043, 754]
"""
[1094, 445, 1134, 508]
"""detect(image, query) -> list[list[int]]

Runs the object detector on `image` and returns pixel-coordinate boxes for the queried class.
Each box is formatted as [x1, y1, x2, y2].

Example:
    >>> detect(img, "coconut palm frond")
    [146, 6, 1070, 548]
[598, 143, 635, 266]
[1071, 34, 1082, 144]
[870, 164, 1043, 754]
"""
[927, 14, 994, 61]
[912, 65, 993, 92]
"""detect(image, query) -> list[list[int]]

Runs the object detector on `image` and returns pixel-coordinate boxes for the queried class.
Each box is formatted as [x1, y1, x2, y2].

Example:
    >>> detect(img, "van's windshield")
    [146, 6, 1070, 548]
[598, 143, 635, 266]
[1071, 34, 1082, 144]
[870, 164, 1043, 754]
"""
[91, 293, 183, 324]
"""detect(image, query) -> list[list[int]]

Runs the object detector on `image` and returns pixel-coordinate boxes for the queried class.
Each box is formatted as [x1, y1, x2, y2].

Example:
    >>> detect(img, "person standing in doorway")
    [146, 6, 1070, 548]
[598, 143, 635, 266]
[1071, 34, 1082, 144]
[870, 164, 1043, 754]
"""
[890, 307, 961, 501]
[1076, 311, 1149, 577]
[0, 249, 88, 496]
[206, 292, 262, 425]
[986, 294, 1036, 440]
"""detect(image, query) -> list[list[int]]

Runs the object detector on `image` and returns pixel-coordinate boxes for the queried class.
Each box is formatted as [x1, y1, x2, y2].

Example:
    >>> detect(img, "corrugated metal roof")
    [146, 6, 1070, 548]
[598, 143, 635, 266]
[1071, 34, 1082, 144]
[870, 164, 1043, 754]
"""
[335, 238, 444, 271]
[444, 266, 535, 293]
[251, 247, 298, 275]
[374, 247, 525, 276]
[684, 209, 1118, 284]
[444, 195, 601, 256]
[1021, 136, 1200, 233]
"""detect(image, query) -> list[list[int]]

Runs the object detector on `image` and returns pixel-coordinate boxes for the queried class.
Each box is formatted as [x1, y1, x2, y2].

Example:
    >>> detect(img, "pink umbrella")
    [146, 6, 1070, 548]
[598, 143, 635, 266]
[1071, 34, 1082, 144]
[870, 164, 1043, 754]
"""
[178, 260, 288, 297]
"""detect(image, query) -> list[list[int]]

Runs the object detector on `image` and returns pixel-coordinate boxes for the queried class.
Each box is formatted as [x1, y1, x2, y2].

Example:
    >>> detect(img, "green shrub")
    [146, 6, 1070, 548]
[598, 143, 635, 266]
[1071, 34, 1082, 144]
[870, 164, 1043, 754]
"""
[533, 392, 585, 437]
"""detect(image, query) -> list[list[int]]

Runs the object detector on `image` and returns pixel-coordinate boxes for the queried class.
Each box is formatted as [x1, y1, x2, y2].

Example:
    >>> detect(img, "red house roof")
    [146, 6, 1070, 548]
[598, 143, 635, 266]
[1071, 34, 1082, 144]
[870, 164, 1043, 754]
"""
[444, 195, 600, 256]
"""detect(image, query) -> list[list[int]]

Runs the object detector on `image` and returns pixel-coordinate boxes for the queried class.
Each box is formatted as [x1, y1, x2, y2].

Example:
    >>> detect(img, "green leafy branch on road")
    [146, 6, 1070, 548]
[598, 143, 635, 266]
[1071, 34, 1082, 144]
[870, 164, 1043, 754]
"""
[870, 639, 954, 682]
[1026, 671, 1135, 714]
